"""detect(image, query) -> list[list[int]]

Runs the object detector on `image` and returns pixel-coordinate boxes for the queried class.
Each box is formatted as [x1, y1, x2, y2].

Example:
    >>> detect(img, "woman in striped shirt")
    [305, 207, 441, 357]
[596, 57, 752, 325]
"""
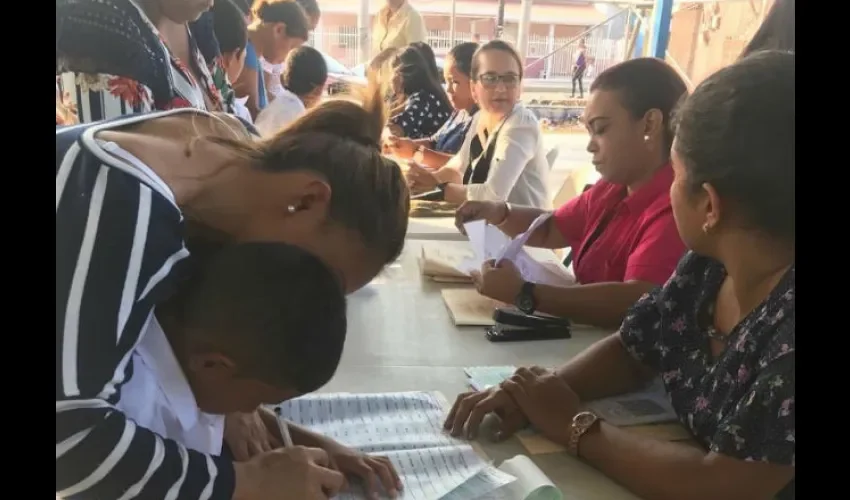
[56, 85, 409, 499]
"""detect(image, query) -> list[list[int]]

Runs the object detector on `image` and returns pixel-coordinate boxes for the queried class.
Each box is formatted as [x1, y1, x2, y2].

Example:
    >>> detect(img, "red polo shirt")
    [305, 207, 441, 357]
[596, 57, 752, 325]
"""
[553, 163, 685, 286]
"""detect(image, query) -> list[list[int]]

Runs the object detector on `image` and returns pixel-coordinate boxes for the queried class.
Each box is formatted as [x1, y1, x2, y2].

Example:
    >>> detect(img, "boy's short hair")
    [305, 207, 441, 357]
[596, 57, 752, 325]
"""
[282, 45, 328, 97]
[179, 242, 347, 393]
[212, 0, 249, 55]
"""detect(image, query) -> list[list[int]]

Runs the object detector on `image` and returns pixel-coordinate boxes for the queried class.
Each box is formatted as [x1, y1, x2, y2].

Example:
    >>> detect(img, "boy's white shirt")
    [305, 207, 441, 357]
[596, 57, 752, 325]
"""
[115, 316, 225, 455]
[254, 88, 306, 137]
[232, 96, 254, 124]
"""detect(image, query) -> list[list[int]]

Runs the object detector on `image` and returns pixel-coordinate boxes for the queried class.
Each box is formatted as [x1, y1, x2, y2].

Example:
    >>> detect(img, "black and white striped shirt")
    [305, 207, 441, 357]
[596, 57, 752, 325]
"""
[56, 111, 233, 499]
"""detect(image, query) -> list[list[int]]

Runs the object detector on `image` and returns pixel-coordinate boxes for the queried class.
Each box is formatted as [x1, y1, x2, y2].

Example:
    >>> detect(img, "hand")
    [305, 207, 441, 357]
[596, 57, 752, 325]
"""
[443, 386, 529, 441]
[387, 137, 417, 159]
[454, 201, 508, 234]
[406, 161, 439, 191]
[324, 441, 403, 499]
[233, 446, 345, 500]
[470, 259, 524, 303]
[501, 367, 582, 446]
[225, 410, 282, 461]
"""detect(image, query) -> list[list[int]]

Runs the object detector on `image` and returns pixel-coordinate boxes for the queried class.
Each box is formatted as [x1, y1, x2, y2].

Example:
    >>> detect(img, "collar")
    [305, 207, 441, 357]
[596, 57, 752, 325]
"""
[135, 317, 202, 430]
[382, 1, 411, 19]
[620, 162, 673, 213]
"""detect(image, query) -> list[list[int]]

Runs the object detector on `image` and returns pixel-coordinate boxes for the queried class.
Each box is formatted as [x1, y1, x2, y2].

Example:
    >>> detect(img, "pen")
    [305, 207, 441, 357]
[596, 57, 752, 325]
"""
[273, 407, 294, 448]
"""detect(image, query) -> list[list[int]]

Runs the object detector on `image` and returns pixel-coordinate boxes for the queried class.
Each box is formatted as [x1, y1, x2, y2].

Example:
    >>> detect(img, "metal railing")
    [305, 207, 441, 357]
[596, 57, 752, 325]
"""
[307, 7, 637, 79]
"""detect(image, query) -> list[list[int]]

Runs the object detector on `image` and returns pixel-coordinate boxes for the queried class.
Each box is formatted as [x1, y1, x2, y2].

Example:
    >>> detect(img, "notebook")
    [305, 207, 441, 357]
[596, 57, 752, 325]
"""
[277, 391, 563, 499]
[442, 289, 502, 326]
[419, 243, 476, 283]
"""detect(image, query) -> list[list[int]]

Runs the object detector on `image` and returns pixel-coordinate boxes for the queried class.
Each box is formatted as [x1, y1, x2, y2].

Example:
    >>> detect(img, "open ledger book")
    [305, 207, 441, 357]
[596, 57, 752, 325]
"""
[277, 391, 563, 500]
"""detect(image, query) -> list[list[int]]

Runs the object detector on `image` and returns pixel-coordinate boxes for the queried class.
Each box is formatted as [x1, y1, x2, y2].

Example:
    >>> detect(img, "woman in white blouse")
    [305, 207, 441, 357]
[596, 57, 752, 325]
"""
[407, 40, 551, 209]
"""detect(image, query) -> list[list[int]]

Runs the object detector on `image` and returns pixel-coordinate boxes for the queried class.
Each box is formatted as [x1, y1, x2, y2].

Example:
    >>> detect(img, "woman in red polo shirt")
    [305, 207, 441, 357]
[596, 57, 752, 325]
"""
[456, 58, 688, 329]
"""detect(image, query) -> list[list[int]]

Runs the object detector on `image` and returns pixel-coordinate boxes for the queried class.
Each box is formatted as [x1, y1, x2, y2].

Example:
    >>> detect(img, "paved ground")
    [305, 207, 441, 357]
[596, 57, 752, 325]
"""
[543, 132, 599, 196]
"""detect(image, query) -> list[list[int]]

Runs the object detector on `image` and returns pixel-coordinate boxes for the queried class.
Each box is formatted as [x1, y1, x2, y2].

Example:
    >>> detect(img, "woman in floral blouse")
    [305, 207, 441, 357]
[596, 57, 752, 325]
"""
[386, 46, 452, 140]
[56, 0, 223, 122]
[447, 50, 795, 499]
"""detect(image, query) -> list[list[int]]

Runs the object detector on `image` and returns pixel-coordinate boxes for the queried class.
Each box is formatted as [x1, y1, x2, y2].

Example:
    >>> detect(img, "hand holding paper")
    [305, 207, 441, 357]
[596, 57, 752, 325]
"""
[462, 218, 574, 289]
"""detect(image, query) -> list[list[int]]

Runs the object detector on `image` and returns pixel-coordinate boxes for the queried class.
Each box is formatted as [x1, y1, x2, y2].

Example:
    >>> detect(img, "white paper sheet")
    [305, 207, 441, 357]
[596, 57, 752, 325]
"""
[479, 455, 563, 500]
[462, 220, 573, 288]
[278, 392, 505, 499]
[495, 213, 553, 264]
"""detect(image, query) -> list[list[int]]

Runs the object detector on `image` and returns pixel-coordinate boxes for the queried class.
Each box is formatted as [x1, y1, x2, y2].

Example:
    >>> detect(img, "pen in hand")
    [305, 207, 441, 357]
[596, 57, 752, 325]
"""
[273, 407, 294, 448]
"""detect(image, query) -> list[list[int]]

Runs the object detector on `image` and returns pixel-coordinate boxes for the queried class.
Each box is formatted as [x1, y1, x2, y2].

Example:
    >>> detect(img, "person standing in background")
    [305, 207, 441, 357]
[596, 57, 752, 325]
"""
[372, 0, 427, 57]
[571, 39, 588, 99]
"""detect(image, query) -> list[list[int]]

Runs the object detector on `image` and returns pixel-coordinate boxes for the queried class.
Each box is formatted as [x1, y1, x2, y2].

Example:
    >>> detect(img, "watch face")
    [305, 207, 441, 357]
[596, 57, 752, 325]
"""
[516, 294, 534, 313]
[574, 411, 598, 427]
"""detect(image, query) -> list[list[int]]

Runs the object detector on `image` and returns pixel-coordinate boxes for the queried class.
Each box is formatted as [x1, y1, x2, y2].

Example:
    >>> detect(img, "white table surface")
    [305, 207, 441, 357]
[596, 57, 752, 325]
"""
[324, 240, 641, 499]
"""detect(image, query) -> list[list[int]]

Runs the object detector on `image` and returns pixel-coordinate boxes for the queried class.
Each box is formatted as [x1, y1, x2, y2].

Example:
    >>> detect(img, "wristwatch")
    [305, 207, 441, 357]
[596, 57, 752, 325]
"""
[514, 282, 537, 315]
[566, 411, 601, 457]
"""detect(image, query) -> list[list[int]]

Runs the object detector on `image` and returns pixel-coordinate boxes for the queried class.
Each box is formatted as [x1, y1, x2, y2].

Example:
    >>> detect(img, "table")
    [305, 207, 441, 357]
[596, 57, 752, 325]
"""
[325, 240, 641, 499]
[406, 217, 466, 241]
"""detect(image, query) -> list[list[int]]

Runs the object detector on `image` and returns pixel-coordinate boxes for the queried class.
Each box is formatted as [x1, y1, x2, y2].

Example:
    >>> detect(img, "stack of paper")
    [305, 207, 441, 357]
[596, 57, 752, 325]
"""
[277, 391, 563, 499]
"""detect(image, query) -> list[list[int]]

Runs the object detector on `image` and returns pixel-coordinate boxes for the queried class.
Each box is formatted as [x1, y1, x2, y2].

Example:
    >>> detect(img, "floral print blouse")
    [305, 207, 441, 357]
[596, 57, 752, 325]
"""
[389, 90, 451, 139]
[58, 0, 222, 123]
[620, 251, 795, 499]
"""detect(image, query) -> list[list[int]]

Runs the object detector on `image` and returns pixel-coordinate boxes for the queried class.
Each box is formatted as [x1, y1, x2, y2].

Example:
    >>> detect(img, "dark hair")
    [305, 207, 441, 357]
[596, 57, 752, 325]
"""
[283, 45, 328, 97]
[673, 50, 794, 242]
[471, 40, 524, 80]
[179, 242, 346, 393]
[590, 58, 688, 155]
[448, 42, 478, 77]
[295, 0, 321, 20]
[393, 46, 451, 110]
[253, 0, 310, 40]
[208, 82, 410, 265]
[741, 0, 794, 57]
[410, 42, 440, 82]
[212, 0, 248, 55]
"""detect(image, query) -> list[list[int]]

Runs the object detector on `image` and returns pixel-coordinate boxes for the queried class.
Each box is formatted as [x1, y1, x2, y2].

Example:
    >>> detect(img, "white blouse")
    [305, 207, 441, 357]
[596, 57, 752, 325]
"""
[445, 103, 552, 209]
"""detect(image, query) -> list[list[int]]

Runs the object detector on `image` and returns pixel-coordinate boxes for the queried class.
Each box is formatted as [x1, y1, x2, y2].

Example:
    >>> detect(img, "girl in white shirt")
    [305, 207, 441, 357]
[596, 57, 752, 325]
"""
[407, 40, 551, 209]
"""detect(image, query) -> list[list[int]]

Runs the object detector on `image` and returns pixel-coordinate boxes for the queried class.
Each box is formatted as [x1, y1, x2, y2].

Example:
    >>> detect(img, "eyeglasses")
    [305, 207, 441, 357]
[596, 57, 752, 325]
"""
[476, 73, 520, 89]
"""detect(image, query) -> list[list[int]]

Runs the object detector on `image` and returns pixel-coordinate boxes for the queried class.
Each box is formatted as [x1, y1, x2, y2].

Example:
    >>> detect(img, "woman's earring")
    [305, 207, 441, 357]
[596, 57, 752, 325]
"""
[643, 135, 650, 142]
[287, 205, 297, 213]
[702, 222, 712, 233]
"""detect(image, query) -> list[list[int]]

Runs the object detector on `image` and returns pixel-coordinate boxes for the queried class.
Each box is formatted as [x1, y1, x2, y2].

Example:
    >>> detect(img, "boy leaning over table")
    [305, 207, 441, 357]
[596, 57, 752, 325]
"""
[113, 243, 402, 500]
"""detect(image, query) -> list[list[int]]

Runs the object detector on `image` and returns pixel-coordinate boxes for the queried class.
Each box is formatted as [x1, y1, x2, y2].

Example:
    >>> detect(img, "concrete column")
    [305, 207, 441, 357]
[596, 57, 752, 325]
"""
[649, 0, 673, 58]
[358, 0, 370, 65]
[449, 0, 457, 47]
[516, 0, 533, 60]
[545, 24, 555, 79]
